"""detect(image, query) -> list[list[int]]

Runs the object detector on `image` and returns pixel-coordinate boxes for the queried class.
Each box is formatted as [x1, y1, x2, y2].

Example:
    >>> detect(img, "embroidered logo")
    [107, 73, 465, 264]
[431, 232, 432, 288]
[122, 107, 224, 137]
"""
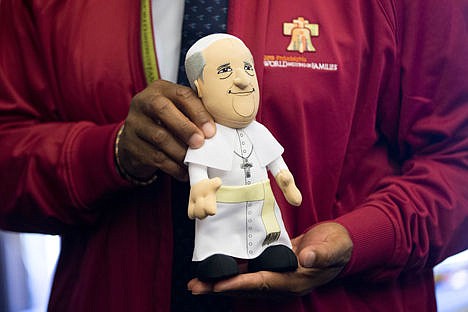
[263, 16, 337, 71]
[283, 17, 319, 53]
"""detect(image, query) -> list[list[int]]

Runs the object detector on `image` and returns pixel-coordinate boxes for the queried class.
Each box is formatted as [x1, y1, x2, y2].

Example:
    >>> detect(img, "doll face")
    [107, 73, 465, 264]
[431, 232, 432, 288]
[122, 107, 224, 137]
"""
[195, 39, 259, 129]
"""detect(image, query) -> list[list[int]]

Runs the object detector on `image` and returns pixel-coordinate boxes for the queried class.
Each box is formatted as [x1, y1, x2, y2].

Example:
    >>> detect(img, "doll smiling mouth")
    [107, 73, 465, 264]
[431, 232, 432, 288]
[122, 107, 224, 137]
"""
[228, 88, 255, 95]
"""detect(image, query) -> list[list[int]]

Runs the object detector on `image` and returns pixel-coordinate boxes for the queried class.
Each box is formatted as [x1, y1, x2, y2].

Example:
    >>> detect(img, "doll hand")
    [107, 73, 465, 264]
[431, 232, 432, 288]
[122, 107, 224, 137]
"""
[188, 178, 222, 219]
[275, 170, 302, 206]
[188, 222, 353, 296]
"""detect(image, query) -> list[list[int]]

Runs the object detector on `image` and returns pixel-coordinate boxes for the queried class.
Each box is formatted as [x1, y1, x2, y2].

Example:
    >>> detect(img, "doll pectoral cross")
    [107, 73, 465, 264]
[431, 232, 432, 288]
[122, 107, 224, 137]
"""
[240, 159, 253, 178]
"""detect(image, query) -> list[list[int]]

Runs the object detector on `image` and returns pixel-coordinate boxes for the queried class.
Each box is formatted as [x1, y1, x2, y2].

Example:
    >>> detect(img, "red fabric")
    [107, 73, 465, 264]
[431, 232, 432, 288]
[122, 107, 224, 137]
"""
[228, 1, 468, 311]
[0, 0, 467, 311]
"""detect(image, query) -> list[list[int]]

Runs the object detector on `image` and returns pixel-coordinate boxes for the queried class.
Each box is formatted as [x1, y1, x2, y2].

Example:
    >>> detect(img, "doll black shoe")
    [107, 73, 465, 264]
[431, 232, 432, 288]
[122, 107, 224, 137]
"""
[196, 254, 239, 282]
[248, 245, 298, 273]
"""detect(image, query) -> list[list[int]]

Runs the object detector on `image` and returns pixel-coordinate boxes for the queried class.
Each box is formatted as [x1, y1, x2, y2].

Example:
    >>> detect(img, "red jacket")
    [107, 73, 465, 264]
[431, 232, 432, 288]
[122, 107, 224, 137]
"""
[1, 1, 467, 311]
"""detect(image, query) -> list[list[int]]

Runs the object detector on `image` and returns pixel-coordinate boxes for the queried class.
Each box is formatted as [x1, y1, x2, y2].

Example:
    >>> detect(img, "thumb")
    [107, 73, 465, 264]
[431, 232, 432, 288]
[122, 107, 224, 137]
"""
[298, 246, 333, 269]
[296, 222, 353, 269]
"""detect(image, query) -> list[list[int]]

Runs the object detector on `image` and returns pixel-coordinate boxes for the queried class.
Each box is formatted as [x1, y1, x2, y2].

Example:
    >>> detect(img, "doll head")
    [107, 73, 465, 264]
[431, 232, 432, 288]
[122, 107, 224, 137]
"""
[185, 34, 260, 129]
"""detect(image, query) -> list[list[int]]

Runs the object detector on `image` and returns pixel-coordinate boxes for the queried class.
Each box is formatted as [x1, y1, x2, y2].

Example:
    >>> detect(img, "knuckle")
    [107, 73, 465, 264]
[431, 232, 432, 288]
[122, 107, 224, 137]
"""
[149, 79, 164, 88]
[148, 79, 170, 92]
[131, 91, 158, 112]
[195, 209, 204, 219]
[150, 150, 166, 166]
[176, 85, 196, 99]
[258, 272, 272, 292]
[150, 128, 168, 145]
[130, 91, 145, 107]
[178, 119, 196, 136]
[152, 95, 172, 113]
[123, 118, 142, 136]
[190, 106, 211, 124]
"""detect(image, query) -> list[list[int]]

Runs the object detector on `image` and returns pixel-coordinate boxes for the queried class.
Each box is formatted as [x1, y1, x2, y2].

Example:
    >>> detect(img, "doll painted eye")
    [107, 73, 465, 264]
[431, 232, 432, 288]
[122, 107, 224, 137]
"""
[244, 62, 254, 76]
[217, 63, 233, 79]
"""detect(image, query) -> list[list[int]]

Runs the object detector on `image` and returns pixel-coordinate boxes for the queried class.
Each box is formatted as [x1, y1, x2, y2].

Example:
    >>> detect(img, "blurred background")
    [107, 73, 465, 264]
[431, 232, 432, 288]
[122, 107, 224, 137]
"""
[0, 231, 467, 312]
[0, 232, 59, 312]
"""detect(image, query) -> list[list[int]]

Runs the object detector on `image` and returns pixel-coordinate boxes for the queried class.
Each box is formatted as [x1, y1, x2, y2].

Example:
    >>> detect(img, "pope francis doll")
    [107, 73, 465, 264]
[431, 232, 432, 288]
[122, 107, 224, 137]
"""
[184, 34, 302, 282]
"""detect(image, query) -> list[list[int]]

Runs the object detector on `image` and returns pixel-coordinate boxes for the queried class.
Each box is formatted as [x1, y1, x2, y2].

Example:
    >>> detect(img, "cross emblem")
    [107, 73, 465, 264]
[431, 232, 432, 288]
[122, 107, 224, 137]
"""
[240, 159, 253, 178]
[283, 17, 319, 53]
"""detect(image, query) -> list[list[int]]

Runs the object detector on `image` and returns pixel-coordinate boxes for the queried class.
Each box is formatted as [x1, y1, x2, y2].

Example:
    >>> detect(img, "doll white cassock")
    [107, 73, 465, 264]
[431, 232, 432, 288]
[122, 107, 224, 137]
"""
[183, 34, 301, 264]
[185, 121, 293, 261]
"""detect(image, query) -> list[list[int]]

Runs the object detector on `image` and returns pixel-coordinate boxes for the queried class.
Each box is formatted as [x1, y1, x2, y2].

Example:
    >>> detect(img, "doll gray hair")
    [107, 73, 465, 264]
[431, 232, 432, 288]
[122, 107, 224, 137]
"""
[184, 33, 246, 91]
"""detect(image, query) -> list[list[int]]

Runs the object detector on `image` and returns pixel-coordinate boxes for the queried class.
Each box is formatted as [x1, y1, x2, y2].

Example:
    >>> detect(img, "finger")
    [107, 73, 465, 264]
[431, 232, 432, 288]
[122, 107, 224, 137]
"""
[194, 200, 209, 220]
[290, 234, 304, 254]
[188, 203, 195, 219]
[204, 202, 216, 216]
[120, 128, 188, 181]
[209, 177, 222, 189]
[213, 271, 269, 293]
[134, 119, 187, 165]
[170, 83, 216, 137]
[188, 278, 214, 295]
[132, 133, 187, 180]
[144, 146, 187, 181]
[297, 223, 353, 269]
[299, 244, 348, 269]
[213, 271, 293, 294]
[214, 267, 341, 297]
[141, 92, 206, 149]
[151, 80, 216, 141]
[286, 186, 302, 206]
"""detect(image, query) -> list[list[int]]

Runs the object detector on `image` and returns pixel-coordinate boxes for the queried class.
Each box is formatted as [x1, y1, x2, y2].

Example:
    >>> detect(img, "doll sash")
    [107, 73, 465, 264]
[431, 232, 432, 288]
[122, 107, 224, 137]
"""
[216, 180, 281, 246]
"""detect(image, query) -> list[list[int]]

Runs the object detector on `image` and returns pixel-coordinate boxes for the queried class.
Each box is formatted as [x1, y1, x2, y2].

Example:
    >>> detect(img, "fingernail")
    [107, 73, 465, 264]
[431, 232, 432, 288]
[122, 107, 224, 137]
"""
[201, 122, 216, 138]
[302, 252, 316, 267]
[188, 133, 204, 148]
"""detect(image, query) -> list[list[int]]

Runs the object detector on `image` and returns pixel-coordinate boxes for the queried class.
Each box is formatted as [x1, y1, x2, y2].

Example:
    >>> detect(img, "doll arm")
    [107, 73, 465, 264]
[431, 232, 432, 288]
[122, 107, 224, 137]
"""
[268, 157, 302, 206]
[187, 163, 222, 219]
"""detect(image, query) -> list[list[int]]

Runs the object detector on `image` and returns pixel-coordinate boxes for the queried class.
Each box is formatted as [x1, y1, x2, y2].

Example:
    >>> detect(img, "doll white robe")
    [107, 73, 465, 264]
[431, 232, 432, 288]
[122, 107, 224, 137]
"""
[185, 121, 293, 261]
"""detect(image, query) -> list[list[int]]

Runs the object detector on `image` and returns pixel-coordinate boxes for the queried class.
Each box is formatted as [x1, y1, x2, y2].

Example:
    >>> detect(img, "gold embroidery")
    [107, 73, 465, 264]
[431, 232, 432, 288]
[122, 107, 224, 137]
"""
[141, 0, 160, 84]
[283, 17, 319, 53]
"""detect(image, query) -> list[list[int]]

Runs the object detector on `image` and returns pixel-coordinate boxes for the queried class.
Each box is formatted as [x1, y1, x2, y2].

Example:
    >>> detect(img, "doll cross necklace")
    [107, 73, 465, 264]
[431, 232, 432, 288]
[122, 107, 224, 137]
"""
[234, 148, 254, 178]
[234, 130, 254, 178]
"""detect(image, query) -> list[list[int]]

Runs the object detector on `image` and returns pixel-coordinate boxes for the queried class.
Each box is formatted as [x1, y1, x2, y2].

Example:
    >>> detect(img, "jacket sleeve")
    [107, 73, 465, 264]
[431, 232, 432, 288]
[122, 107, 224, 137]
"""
[335, 0, 468, 280]
[0, 1, 130, 234]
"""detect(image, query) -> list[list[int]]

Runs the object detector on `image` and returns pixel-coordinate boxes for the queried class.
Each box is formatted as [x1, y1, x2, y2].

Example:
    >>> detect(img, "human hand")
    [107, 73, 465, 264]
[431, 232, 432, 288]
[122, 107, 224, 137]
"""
[188, 178, 222, 219]
[275, 170, 302, 206]
[188, 222, 353, 296]
[116, 80, 215, 182]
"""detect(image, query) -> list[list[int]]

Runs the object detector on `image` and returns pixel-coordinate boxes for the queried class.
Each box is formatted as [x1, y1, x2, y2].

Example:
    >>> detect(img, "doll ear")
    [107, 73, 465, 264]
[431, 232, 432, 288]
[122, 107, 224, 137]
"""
[194, 80, 203, 98]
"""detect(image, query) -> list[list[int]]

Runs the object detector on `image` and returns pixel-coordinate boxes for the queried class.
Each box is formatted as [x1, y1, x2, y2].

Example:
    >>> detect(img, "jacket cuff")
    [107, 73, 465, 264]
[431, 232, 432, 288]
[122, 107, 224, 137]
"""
[334, 205, 396, 277]
[66, 122, 131, 209]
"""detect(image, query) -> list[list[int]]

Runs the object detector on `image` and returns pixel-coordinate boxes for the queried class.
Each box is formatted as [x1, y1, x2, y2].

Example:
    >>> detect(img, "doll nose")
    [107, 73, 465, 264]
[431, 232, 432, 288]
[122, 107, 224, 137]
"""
[233, 68, 250, 89]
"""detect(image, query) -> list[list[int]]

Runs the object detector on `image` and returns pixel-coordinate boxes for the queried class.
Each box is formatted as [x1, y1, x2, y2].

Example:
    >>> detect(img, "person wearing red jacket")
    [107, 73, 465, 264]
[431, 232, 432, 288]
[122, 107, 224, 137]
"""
[0, 1, 467, 312]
